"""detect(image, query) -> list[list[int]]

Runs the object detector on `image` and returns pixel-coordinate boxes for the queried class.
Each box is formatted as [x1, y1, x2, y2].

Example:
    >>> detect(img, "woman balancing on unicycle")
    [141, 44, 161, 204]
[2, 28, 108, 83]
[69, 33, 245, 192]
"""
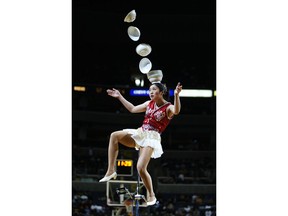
[99, 73, 182, 206]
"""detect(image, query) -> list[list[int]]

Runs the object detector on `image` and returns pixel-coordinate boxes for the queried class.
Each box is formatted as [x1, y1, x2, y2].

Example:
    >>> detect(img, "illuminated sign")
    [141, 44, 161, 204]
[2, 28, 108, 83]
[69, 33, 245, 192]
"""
[73, 86, 86, 92]
[130, 89, 214, 97]
[116, 159, 133, 176]
[130, 89, 174, 96]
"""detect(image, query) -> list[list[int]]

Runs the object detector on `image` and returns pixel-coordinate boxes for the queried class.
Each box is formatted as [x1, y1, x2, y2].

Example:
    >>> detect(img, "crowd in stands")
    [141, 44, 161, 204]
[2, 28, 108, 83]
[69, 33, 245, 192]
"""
[72, 145, 216, 215]
[72, 190, 216, 216]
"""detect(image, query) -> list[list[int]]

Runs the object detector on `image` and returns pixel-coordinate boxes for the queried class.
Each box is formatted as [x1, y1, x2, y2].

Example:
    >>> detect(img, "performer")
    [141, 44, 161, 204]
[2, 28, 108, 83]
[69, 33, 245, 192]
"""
[99, 82, 182, 206]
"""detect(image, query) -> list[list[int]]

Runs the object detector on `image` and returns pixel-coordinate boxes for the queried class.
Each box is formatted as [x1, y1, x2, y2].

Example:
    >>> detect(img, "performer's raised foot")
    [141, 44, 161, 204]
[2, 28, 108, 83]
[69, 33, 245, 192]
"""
[99, 172, 117, 182]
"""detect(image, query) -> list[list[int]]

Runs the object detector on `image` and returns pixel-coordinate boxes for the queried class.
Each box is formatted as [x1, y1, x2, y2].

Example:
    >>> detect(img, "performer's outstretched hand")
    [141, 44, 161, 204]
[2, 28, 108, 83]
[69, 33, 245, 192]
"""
[174, 82, 182, 96]
[107, 88, 121, 98]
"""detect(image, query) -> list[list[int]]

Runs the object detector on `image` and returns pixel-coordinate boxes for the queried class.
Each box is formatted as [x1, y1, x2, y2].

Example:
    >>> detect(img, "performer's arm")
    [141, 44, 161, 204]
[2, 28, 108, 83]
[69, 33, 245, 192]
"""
[107, 88, 149, 113]
[167, 82, 182, 117]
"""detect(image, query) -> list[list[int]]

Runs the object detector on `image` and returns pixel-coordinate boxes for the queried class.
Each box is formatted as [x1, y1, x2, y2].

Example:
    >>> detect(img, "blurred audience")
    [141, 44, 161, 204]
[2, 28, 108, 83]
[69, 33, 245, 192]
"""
[72, 191, 216, 216]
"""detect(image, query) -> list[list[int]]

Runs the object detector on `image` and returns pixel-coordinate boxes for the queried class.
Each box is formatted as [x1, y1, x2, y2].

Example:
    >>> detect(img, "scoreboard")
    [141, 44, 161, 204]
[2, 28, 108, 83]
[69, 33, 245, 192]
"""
[116, 159, 133, 176]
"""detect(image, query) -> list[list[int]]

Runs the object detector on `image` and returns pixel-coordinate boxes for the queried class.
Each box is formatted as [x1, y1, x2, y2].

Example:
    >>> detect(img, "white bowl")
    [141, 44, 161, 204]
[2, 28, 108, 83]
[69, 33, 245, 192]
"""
[124, 9, 136, 23]
[139, 58, 152, 74]
[147, 70, 163, 83]
[136, 43, 152, 57]
[127, 26, 140, 41]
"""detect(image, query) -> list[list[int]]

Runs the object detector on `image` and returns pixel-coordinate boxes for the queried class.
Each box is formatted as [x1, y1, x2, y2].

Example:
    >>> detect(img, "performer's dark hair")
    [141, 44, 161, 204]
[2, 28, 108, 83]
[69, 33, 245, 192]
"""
[151, 82, 167, 95]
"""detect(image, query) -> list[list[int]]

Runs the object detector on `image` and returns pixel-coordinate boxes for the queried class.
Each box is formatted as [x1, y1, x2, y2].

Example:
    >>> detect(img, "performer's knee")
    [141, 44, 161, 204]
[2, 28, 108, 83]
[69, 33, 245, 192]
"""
[137, 163, 146, 175]
[110, 131, 118, 142]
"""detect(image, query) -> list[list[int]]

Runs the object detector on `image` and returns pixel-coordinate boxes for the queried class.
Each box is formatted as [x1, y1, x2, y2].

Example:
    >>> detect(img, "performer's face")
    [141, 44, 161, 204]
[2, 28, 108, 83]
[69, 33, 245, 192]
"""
[149, 84, 163, 100]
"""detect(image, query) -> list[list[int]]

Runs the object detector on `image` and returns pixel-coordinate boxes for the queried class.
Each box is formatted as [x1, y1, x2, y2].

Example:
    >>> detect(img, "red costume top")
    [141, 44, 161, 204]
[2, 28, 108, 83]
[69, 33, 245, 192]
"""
[141, 100, 172, 134]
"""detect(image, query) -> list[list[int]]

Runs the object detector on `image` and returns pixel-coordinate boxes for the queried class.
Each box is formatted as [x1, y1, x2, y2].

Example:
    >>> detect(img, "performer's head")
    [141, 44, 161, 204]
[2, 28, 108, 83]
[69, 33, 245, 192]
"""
[149, 82, 168, 101]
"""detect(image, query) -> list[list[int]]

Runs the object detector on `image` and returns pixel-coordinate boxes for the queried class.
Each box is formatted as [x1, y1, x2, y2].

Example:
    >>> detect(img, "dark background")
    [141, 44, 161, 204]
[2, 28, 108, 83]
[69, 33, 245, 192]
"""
[72, 0, 216, 215]
[72, 0, 216, 90]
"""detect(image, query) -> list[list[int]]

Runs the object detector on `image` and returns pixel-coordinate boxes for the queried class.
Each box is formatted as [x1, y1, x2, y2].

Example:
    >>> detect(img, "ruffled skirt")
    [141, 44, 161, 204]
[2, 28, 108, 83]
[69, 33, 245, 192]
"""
[123, 127, 163, 159]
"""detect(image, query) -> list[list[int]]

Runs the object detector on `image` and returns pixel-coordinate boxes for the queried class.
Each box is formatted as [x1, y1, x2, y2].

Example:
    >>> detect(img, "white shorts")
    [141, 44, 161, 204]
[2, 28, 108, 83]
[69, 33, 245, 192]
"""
[123, 127, 163, 159]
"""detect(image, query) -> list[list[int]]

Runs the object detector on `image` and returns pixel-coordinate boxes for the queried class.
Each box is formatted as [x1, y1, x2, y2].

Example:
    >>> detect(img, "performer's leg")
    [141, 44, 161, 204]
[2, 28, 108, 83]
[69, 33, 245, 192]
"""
[137, 147, 156, 202]
[105, 130, 136, 177]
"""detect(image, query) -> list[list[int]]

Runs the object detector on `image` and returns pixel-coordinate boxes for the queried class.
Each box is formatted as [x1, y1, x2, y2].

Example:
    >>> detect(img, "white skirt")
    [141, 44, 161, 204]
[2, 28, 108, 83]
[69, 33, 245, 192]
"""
[123, 127, 163, 159]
